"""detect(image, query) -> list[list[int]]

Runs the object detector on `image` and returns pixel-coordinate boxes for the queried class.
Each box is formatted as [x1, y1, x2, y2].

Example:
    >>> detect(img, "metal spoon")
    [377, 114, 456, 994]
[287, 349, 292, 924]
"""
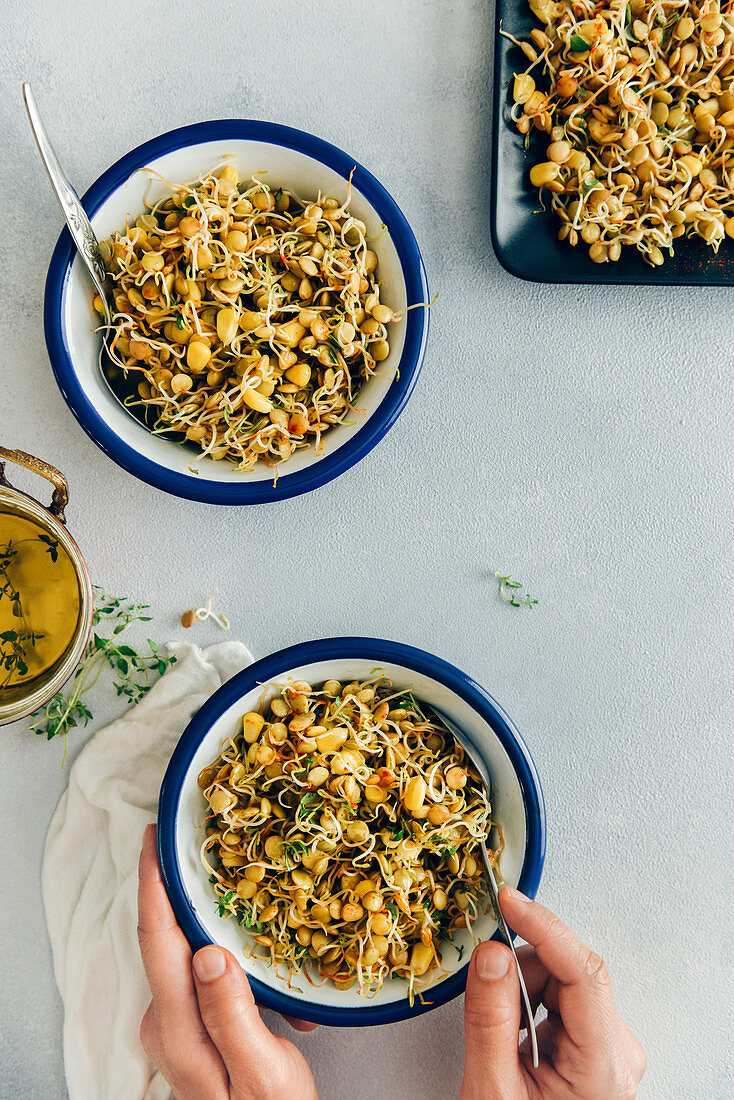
[22, 82, 145, 418]
[436, 710, 540, 1068]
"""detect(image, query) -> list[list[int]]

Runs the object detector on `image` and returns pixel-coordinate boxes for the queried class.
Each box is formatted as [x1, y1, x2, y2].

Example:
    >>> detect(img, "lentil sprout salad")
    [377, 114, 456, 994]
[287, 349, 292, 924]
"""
[505, 0, 734, 265]
[198, 676, 501, 1003]
[95, 165, 400, 471]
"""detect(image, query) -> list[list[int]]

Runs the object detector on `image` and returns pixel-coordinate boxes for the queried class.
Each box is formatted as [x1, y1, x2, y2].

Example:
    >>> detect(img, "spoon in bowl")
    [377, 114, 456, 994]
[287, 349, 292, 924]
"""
[436, 709, 540, 1068]
[22, 82, 145, 418]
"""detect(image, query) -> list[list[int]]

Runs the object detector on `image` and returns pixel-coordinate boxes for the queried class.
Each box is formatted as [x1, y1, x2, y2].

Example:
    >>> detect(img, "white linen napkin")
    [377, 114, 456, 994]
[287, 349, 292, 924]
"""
[41, 640, 253, 1100]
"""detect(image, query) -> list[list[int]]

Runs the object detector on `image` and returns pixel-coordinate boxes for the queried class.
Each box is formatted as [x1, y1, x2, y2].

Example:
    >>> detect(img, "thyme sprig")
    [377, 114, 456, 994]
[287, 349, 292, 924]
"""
[1, 629, 44, 684]
[494, 571, 539, 609]
[29, 588, 176, 752]
[0, 536, 59, 686]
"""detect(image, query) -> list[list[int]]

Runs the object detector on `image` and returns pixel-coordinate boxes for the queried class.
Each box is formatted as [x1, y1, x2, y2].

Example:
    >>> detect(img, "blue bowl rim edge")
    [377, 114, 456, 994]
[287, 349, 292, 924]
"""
[157, 636, 547, 1027]
[44, 118, 430, 504]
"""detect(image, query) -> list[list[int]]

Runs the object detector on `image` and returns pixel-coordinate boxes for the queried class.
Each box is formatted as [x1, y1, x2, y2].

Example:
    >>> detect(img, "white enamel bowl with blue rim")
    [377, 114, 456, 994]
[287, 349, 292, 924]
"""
[157, 638, 546, 1026]
[44, 121, 429, 504]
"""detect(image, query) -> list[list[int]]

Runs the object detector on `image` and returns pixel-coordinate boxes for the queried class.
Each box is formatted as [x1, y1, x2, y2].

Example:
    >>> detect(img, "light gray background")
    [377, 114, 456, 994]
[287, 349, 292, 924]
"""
[1, 1, 732, 1098]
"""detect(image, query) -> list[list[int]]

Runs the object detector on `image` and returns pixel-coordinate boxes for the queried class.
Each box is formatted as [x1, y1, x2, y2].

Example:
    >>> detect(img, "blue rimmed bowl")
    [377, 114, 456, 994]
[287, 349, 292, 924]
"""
[158, 637, 546, 1026]
[44, 121, 429, 504]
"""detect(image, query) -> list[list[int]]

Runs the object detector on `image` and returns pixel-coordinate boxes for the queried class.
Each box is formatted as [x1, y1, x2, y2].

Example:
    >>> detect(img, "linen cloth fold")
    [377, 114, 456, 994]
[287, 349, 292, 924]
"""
[41, 640, 253, 1100]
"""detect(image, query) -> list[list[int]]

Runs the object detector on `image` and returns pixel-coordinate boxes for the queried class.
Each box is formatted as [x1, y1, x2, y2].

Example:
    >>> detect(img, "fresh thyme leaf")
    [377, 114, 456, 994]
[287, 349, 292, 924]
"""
[37, 533, 59, 562]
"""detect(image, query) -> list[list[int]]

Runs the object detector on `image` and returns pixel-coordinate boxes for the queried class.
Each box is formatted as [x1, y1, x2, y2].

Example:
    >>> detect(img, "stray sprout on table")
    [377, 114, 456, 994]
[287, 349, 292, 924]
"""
[181, 590, 230, 631]
[494, 571, 539, 609]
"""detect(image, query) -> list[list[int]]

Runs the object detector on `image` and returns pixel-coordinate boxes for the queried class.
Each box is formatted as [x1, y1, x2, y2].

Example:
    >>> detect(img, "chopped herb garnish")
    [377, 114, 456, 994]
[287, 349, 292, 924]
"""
[569, 34, 590, 51]
[394, 691, 428, 721]
[242, 911, 266, 934]
[217, 890, 235, 917]
[296, 791, 320, 822]
[624, 4, 637, 43]
[494, 571, 539, 609]
[431, 838, 458, 858]
[283, 840, 308, 870]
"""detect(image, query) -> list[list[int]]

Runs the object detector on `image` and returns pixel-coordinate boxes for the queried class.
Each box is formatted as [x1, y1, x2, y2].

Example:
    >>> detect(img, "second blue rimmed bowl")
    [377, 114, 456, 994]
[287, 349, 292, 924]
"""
[158, 637, 546, 1026]
[44, 120, 429, 504]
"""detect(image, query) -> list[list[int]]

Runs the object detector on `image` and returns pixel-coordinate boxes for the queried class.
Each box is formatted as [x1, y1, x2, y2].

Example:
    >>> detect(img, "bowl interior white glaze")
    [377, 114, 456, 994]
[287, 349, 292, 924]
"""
[174, 658, 528, 1011]
[61, 140, 408, 484]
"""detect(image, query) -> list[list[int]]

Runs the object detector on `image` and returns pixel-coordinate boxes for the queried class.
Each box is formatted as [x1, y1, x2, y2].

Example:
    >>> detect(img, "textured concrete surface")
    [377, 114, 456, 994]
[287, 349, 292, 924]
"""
[1, 1, 733, 1098]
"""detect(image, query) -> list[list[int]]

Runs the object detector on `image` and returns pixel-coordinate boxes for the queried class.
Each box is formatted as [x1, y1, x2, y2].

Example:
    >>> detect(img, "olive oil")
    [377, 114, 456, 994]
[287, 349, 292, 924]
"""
[0, 511, 81, 696]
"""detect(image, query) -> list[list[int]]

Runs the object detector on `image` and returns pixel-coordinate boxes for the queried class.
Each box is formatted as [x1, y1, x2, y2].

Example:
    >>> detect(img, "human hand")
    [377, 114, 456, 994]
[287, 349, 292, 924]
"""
[461, 888, 646, 1100]
[137, 824, 319, 1100]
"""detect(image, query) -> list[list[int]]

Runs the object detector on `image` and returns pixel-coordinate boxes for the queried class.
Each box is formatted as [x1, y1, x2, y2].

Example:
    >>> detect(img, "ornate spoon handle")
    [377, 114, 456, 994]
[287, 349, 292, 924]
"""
[22, 82, 109, 310]
[437, 710, 540, 1068]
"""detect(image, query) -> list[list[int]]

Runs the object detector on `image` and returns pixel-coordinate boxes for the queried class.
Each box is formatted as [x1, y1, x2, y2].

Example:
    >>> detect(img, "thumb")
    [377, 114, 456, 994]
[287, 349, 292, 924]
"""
[462, 941, 526, 1100]
[192, 945, 277, 1079]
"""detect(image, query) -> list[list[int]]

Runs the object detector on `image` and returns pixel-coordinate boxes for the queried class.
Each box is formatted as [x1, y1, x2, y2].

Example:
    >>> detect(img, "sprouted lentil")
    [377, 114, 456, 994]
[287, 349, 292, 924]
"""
[180, 590, 229, 631]
[95, 166, 399, 467]
[504, 0, 734, 264]
[198, 676, 499, 1002]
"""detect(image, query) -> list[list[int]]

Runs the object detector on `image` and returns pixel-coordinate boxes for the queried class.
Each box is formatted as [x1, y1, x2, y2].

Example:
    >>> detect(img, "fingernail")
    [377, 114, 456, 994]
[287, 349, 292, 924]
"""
[502, 886, 532, 903]
[194, 946, 227, 982]
[476, 944, 510, 981]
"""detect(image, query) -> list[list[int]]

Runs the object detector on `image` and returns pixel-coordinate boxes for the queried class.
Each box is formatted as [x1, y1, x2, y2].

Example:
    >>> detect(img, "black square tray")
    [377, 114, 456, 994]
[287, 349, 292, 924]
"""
[490, 1, 734, 286]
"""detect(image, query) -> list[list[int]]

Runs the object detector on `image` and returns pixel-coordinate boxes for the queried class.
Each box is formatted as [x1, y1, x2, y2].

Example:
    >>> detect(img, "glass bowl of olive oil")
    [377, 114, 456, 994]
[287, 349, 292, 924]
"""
[0, 447, 93, 726]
